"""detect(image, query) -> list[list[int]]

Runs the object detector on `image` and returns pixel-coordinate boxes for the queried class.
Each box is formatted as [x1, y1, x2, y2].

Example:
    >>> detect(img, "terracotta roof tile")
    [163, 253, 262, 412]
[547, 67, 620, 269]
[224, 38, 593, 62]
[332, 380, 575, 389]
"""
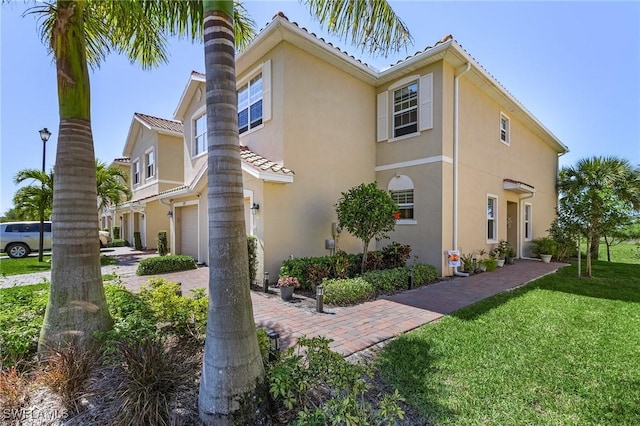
[134, 112, 183, 133]
[112, 157, 130, 164]
[240, 145, 294, 175]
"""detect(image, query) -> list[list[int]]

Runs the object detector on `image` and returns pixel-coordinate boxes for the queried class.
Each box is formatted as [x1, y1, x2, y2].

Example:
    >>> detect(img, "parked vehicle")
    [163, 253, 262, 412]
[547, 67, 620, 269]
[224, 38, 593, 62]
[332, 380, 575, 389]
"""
[1, 221, 111, 258]
[0, 221, 52, 258]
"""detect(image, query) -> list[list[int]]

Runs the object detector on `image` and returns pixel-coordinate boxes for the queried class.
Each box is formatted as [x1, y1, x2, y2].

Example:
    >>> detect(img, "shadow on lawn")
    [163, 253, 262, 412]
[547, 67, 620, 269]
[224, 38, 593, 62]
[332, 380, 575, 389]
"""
[375, 335, 454, 424]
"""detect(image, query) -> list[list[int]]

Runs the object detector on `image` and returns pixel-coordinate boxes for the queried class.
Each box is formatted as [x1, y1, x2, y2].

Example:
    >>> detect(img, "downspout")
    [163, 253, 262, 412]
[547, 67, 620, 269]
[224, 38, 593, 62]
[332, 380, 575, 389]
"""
[452, 62, 471, 277]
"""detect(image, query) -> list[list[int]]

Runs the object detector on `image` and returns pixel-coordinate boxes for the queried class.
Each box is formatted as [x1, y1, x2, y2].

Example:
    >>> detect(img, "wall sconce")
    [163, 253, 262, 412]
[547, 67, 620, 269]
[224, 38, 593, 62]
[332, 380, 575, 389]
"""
[250, 202, 260, 215]
[167, 210, 173, 218]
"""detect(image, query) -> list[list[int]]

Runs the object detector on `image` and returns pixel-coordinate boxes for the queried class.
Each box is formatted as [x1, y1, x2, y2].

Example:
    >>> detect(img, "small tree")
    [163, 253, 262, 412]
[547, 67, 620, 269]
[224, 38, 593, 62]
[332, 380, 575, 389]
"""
[335, 182, 398, 272]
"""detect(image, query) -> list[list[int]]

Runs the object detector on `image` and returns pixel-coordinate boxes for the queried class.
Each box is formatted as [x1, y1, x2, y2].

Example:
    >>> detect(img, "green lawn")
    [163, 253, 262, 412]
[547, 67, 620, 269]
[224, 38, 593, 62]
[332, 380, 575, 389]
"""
[377, 260, 640, 425]
[0, 254, 116, 276]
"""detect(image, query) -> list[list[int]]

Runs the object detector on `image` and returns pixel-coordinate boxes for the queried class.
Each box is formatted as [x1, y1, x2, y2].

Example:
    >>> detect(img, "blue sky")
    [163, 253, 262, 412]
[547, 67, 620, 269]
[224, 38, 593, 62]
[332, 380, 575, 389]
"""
[1, 1, 639, 214]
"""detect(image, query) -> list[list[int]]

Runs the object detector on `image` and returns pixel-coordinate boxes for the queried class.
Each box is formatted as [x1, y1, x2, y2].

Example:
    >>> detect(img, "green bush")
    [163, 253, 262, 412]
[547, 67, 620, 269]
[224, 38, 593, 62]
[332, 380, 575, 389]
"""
[112, 239, 127, 247]
[322, 277, 375, 306]
[410, 264, 440, 285]
[133, 232, 143, 251]
[480, 257, 498, 272]
[136, 255, 197, 276]
[247, 235, 257, 284]
[0, 283, 49, 366]
[362, 267, 408, 293]
[112, 226, 121, 240]
[157, 231, 168, 256]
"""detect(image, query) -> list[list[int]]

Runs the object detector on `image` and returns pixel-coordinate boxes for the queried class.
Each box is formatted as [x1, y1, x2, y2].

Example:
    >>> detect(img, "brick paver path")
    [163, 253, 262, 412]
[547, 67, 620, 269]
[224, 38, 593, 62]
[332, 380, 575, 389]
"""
[1, 248, 567, 356]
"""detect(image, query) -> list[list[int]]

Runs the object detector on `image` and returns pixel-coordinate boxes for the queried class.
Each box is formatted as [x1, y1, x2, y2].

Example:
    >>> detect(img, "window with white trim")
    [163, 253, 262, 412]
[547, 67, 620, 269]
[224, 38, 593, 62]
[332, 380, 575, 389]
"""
[393, 82, 418, 137]
[487, 195, 497, 242]
[388, 175, 415, 220]
[194, 113, 207, 155]
[238, 74, 262, 134]
[524, 203, 532, 241]
[132, 160, 140, 185]
[145, 150, 155, 179]
[500, 113, 510, 144]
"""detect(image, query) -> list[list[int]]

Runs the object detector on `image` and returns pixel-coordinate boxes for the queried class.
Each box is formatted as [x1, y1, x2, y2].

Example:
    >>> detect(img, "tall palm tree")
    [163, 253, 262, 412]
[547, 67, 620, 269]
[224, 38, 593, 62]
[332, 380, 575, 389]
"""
[30, 0, 213, 354]
[13, 168, 54, 221]
[558, 156, 640, 276]
[198, 1, 412, 423]
[95, 160, 131, 210]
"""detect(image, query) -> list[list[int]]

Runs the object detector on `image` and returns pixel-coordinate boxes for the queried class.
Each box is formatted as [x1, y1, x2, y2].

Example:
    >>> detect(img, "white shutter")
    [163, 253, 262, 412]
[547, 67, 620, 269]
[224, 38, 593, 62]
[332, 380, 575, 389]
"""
[419, 73, 433, 131]
[377, 91, 388, 142]
[262, 60, 271, 122]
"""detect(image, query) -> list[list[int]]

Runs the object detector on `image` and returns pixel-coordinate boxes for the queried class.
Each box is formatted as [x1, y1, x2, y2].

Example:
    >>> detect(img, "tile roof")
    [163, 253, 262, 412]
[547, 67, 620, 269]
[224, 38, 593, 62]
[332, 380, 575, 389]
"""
[112, 157, 130, 164]
[240, 145, 294, 176]
[134, 112, 183, 133]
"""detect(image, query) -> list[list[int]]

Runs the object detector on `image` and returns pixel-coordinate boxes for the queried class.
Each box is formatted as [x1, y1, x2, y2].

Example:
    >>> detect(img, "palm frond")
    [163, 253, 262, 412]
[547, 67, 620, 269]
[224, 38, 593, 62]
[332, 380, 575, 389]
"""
[302, 0, 413, 57]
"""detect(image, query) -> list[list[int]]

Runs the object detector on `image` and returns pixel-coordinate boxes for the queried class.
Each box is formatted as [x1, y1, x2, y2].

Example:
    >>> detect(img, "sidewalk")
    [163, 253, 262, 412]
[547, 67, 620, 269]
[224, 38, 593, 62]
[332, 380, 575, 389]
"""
[0, 252, 567, 356]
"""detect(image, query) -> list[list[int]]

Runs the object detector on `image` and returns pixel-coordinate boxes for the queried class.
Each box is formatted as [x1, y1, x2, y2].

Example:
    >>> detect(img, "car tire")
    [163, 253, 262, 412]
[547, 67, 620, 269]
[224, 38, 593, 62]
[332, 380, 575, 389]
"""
[7, 243, 30, 259]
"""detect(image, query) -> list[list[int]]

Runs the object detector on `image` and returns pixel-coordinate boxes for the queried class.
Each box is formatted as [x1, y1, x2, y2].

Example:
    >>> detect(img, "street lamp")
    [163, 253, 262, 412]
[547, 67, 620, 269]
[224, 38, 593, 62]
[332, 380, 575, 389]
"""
[38, 128, 51, 262]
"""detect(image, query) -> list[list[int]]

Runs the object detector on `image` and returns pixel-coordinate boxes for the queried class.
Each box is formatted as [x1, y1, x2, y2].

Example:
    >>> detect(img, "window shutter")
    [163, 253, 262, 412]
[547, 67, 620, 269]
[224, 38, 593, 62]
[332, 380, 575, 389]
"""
[262, 60, 272, 122]
[377, 91, 388, 142]
[419, 73, 433, 131]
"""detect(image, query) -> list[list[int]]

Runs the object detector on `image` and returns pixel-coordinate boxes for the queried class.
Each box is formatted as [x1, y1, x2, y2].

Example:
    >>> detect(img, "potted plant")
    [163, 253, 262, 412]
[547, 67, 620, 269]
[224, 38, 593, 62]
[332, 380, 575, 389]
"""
[490, 240, 513, 267]
[531, 237, 557, 263]
[479, 256, 498, 272]
[276, 276, 300, 301]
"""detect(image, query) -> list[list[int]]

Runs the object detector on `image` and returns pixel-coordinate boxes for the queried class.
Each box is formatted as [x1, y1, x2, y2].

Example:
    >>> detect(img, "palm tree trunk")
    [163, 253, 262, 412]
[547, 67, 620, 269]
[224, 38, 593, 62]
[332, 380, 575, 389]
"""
[198, 2, 266, 424]
[39, 0, 112, 354]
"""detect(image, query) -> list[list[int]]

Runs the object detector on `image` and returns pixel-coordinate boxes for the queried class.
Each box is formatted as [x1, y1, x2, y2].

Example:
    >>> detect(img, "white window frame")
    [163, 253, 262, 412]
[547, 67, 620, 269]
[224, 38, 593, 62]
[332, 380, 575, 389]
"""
[193, 111, 207, 157]
[388, 175, 416, 224]
[238, 73, 263, 134]
[132, 159, 140, 186]
[145, 148, 155, 179]
[392, 81, 419, 138]
[487, 194, 498, 243]
[500, 113, 510, 145]
[524, 202, 532, 241]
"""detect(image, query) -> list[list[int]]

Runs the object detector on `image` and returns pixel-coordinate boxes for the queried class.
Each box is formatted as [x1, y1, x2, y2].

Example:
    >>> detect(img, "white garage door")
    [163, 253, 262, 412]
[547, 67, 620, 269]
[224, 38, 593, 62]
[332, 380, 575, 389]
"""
[179, 205, 198, 259]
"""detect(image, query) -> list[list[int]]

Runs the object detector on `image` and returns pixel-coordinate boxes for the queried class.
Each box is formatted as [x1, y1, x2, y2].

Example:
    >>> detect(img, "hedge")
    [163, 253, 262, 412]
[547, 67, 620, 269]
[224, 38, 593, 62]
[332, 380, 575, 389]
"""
[136, 255, 197, 275]
[323, 263, 439, 306]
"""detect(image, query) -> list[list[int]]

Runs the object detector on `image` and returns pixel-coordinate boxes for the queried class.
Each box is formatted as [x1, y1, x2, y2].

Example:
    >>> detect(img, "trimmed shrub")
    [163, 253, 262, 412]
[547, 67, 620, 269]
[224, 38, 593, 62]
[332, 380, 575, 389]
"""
[362, 267, 409, 293]
[133, 231, 143, 251]
[247, 235, 257, 284]
[112, 226, 121, 240]
[411, 264, 440, 285]
[157, 231, 168, 256]
[322, 277, 375, 306]
[136, 255, 197, 276]
[112, 239, 127, 247]
[381, 242, 412, 269]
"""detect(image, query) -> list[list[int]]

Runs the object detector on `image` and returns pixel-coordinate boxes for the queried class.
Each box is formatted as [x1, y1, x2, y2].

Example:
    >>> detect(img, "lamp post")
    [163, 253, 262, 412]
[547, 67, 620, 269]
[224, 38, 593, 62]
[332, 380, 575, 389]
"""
[38, 128, 51, 262]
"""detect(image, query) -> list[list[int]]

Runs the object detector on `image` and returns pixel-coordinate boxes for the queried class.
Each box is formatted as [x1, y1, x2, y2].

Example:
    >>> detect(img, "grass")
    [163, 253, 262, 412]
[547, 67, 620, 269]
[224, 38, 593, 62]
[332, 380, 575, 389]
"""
[376, 260, 640, 425]
[0, 254, 117, 276]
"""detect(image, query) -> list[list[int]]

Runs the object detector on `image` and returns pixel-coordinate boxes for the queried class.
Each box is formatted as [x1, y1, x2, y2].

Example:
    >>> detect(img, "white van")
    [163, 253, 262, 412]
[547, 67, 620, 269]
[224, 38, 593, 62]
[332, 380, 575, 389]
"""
[0, 221, 52, 258]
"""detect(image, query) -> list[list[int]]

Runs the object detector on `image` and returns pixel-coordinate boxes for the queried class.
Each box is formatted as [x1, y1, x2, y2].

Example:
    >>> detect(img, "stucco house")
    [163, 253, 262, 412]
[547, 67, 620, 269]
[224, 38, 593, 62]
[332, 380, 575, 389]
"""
[108, 13, 567, 278]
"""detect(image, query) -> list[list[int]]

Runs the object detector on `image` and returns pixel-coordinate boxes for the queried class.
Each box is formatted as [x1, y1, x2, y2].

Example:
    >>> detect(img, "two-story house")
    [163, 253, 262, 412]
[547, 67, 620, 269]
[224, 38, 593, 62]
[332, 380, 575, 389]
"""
[111, 13, 567, 278]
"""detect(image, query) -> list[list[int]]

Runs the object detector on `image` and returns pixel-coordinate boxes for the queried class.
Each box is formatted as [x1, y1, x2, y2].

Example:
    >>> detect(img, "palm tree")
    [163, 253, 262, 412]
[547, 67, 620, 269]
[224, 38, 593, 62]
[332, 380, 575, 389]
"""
[95, 160, 131, 210]
[29, 0, 214, 354]
[13, 168, 54, 221]
[558, 156, 640, 276]
[198, 1, 412, 423]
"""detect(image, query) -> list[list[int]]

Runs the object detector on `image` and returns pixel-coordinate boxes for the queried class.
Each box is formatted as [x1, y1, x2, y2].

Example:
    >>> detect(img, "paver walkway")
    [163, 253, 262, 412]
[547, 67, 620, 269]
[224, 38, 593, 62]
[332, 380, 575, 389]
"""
[0, 249, 567, 356]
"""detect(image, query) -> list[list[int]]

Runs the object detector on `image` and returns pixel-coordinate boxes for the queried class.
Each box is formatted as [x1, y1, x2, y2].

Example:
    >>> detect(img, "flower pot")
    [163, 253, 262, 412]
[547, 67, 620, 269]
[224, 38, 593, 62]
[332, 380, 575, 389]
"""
[540, 254, 552, 264]
[280, 286, 295, 301]
[497, 259, 505, 267]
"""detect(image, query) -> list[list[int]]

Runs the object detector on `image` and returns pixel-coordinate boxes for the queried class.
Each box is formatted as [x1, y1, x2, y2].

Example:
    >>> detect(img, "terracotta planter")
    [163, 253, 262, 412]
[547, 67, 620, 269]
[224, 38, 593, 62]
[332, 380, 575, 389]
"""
[540, 254, 552, 263]
[280, 286, 295, 301]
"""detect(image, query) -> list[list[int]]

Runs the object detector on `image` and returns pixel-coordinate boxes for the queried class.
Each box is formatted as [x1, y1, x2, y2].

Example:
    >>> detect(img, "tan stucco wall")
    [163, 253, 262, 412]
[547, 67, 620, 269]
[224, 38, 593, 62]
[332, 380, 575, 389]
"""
[239, 42, 376, 278]
[143, 201, 172, 250]
[454, 72, 559, 264]
[157, 133, 185, 187]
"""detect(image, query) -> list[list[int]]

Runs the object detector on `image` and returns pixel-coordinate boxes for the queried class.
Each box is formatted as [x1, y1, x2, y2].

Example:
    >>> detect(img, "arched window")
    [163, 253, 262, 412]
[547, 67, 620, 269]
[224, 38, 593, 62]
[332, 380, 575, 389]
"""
[388, 175, 414, 220]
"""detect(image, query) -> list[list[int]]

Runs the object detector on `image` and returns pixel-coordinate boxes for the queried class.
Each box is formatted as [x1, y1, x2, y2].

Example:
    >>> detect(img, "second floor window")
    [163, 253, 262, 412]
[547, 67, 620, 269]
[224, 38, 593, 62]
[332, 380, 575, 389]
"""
[145, 150, 154, 178]
[500, 114, 510, 144]
[133, 161, 140, 185]
[194, 113, 207, 155]
[393, 82, 418, 137]
[238, 74, 263, 134]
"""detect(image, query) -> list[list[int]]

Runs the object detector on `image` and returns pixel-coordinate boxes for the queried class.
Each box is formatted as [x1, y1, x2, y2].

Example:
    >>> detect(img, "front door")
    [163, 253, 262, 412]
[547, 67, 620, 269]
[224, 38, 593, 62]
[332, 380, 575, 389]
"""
[507, 201, 518, 258]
